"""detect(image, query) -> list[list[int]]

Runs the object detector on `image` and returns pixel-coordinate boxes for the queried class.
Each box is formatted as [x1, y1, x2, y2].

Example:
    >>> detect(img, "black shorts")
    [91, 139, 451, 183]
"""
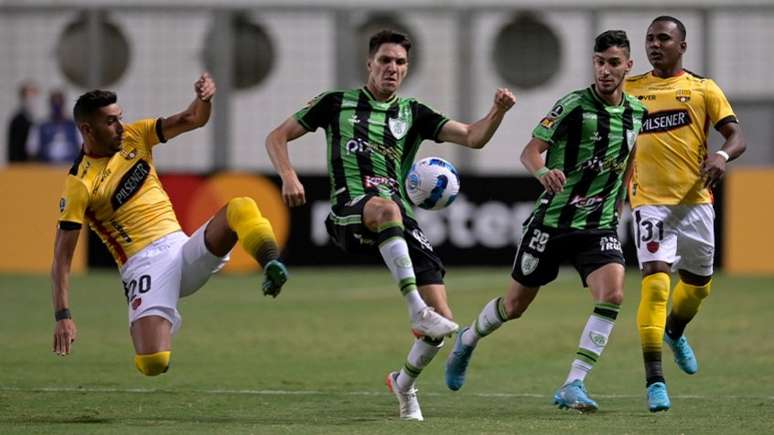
[511, 222, 625, 288]
[325, 193, 446, 286]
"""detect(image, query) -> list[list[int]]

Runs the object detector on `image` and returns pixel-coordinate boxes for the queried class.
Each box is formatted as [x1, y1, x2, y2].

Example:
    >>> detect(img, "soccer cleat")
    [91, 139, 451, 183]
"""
[553, 379, 599, 413]
[386, 371, 423, 421]
[262, 260, 288, 298]
[664, 334, 698, 374]
[647, 382, 671, 412]
[445, 327, 475, 391]
[410, 307, 459, 339]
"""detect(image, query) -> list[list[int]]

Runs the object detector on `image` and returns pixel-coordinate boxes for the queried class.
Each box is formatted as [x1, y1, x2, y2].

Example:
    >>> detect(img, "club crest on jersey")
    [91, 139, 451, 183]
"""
[676, 89, 691, 103]
[389, 116, 408, 139]
[647, 241, 660, 253]
[521, 252, 539, 275]
[120, 147, 137, 160]
[626, 129, 636, 149]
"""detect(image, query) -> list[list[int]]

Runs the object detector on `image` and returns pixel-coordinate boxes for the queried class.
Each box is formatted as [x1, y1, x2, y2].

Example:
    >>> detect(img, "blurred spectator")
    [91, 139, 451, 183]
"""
[6, 81, 40, 163]
[27, 90, 82, 163]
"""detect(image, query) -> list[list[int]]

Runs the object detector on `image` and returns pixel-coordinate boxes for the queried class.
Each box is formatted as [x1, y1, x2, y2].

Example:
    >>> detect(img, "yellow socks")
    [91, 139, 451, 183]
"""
[135, 351, 171, 376]
[226, 197, 279, 266]
[637, 272, 670, 353]
[671, 279, 712, 320]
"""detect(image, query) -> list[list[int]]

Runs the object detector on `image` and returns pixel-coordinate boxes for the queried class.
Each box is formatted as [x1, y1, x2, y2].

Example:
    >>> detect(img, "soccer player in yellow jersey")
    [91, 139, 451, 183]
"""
[624, 16, 746, 411]
[50, 73, 289, 377]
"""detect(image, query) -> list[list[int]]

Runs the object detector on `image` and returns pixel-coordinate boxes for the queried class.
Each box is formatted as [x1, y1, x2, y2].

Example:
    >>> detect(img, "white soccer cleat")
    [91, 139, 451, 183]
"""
[386, 371, 423, 421]
[410, 307, 459, 339]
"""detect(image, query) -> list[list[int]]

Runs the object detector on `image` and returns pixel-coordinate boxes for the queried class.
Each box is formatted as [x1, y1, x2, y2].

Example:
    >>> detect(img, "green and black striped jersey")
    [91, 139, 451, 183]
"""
[294, 87, 449, 215]
[530, 85, 648, 230]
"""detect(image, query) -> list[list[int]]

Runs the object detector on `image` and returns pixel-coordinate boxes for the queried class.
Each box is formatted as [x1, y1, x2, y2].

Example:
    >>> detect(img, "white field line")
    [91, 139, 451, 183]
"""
[1, 386, 773, 401]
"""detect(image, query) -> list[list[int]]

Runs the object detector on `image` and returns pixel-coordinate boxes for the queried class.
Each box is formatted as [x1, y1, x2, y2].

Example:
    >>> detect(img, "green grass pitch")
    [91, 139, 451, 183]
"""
[1, 268, 772, 434]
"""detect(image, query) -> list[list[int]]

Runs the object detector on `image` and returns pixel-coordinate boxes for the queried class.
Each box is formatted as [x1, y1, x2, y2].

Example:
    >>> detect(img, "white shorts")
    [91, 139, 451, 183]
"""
[632, 204, 715, 276]
[120, 222, 230, 335]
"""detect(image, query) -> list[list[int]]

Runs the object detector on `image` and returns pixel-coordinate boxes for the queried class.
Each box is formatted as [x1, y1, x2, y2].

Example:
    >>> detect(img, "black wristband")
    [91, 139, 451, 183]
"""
[55, 308, 71, 321]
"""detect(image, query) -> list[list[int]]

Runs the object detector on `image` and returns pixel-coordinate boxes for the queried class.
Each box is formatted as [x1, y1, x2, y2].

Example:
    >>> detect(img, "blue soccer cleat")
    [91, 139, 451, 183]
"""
[647, 382, 671, 412]
[553, 379, 599, 413]
[664, 334, 698, 374]
[262, 260, 288, 298]
[445, 327, 475, 391]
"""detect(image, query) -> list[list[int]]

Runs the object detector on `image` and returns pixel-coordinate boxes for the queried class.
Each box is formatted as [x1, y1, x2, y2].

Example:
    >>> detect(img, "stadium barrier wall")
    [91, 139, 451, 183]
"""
[4, 167, 748, 275]
[86, 172, 727, 272]
[0, 165, 87, 274]
[724, 168, 774, 275]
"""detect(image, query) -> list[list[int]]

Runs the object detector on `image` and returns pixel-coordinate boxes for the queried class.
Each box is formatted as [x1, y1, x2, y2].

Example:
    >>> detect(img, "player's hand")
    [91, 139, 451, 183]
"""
[195, 73, 216, 102]
[282, 176, 306, 207]
[701, 153, 726, 188]
[53, 319, 77, 356]
[493, 88, 516, 112]
[538, 169, 566, 193]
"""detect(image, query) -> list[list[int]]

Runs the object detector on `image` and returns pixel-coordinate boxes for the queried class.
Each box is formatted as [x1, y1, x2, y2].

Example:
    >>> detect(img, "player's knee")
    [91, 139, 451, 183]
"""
[375, 199, 402, 222]
[688, 282, 711, 300]
[226, 197, 261, 225]
[642, 272, 670, 304]
[135, 351, 171, 376]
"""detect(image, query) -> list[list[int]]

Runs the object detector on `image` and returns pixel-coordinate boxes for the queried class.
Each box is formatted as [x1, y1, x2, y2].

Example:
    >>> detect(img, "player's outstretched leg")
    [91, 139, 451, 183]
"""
[664, 278, 709, 374]
[226, 197, 288, 297]
[646, 381, 671, 412]
[376, 220, 457, 339]
[445, 297, 508, 391]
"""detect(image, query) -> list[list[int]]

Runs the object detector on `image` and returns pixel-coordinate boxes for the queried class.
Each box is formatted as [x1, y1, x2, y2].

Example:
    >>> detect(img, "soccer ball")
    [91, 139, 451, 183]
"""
[405, 157, 460, 210]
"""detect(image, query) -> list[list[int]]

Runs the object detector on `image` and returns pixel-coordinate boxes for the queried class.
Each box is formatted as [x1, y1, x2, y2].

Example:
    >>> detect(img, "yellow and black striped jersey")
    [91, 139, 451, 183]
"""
[58, 118, 181, 266]
[624, 70, 737, 206]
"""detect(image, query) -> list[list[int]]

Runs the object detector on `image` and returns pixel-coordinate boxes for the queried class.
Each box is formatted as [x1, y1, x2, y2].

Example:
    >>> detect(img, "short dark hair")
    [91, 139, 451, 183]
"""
[368, 29, 412, 58]
[73, 90, 117, 123]
[652, 15, 686, 41]
[594, 30, 630, 55]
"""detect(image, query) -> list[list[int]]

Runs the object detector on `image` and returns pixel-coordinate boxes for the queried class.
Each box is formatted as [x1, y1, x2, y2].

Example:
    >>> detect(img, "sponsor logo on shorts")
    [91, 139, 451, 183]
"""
[600, 236, 623, 253]
[411, 229, 433, 252]
[132, 297, 142, 310]
[647, 241, 660, 253]
[521, 252, 539, 275]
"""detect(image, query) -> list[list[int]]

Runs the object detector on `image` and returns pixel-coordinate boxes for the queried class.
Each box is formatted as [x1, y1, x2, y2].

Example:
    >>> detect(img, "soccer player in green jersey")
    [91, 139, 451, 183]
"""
[266, 29, 516, 421]
[445, 30, 648, 412]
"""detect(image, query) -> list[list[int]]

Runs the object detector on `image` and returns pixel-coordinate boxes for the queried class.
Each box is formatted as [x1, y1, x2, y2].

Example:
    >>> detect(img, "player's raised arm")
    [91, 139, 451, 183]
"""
[51, 227, 80, 356]
[521, 137, 566, 193]
[159, 73, 216, 141]
[437, 88, 516, 149]
[265, 116, 310, 207]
